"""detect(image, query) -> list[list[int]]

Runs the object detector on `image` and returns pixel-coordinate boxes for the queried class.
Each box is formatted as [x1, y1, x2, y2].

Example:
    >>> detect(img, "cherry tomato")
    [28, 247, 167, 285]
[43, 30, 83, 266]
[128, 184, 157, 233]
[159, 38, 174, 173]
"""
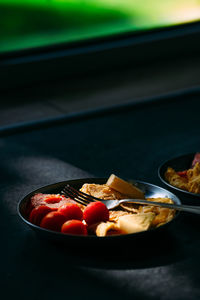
[40, 211, 66, 232]
[58, 203, 83, 221]
[61, 220, 87, 235]
[29, 205, 56, 226]
[83, 201, 109, 226]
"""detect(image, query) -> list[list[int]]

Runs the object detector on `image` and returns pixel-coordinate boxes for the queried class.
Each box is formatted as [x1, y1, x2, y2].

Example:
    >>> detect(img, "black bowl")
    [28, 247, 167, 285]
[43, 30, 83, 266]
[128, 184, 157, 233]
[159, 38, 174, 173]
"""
[158, 153, 200, 205]
[18, 178, 181, 250]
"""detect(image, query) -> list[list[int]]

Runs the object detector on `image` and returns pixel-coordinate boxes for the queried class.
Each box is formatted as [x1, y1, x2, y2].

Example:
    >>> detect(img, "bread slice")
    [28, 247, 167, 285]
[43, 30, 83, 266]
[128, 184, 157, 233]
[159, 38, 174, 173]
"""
[106, 174, 144, 199]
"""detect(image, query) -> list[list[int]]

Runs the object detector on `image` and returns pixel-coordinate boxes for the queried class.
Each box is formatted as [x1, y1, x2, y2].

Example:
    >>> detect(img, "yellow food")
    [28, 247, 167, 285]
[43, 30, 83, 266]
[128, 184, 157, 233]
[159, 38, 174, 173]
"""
[139, 198, 175, 227]
[79, 174, 176, 237]
[118, 212, 155, 234]
[109, 210, 131, 222]
[165, 162, 200, 194]
[165, 167, 188, 190]
[95, 222, 123, 237]
[80, 183, 126, 200]
[106, 174, 145, 199]
[187, 162, 200, 193]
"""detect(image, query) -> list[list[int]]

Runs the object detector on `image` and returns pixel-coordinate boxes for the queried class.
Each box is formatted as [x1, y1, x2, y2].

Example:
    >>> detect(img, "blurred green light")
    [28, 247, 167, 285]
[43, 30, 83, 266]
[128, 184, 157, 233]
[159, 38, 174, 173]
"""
[0, 0, 200, 53]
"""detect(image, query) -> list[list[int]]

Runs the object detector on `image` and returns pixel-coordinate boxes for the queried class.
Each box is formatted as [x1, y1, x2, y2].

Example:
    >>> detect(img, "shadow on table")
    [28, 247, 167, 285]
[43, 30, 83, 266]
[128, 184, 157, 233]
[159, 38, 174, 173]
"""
[5, 212, 199, 300]
[26, 214, 198, 271]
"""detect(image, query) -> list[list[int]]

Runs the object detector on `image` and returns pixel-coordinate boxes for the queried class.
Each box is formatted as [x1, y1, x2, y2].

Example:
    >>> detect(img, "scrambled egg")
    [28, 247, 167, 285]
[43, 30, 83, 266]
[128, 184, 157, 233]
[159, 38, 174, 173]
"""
[165, 162, 200, 194]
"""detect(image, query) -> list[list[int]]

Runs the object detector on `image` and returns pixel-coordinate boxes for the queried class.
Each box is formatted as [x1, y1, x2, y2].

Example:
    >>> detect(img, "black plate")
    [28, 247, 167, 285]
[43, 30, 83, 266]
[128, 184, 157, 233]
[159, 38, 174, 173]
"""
[18, 178, 180, 249]
[158, 153, 200, 204]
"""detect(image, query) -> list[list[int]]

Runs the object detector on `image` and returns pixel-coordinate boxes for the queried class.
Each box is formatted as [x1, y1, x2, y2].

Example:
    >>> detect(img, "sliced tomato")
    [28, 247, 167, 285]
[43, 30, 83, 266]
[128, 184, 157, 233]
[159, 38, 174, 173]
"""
[40, 211, 66, 232]
[44, 194, 64, 204]
[29, 205, 56, 226]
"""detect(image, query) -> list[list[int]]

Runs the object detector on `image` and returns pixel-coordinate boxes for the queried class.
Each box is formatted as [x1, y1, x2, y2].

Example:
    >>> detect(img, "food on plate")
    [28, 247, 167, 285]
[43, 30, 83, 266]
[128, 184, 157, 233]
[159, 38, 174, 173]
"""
[61, 220, 88, 235]
[95, 221, 123, 236]
[165, 167, 188, 191]
[27, 174, 175, 237]
[40, 211, 67, 231]
[191, 152, 200, 168]
[83, 201, 109, 226]
[109, 210, 132, 222]
[29, 193, 78, 212]
[118, 212, 155, 234]
[138, 198, 175, 227]
[165, 152, 200, 194]
[29, 205, 56, 226]
[106, 174, 145, 199]
[80, 183, 126, 200]
[58, 203, 83, 221]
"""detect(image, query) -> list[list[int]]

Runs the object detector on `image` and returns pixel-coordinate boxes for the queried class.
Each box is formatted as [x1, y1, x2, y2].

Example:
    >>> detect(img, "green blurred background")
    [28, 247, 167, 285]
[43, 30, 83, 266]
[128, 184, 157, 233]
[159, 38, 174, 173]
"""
[1, 0, 200, 53]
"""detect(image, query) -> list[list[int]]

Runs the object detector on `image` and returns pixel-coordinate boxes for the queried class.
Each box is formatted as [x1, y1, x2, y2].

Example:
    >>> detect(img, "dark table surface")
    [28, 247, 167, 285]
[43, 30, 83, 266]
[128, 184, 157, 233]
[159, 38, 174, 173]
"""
[1, 89, 200, 300]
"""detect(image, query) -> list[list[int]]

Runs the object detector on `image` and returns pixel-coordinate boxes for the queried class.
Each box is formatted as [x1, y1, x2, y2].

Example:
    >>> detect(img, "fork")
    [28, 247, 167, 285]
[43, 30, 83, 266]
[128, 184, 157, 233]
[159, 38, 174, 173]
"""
[62, 184, 200, 215]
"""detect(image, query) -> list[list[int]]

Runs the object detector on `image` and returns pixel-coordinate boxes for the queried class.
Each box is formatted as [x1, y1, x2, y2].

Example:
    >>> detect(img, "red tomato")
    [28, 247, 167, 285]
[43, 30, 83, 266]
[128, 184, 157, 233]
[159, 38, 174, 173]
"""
[40, 211, 66, 232]
[44, 194, 64, 204]
[29, 205, 56, 226]
[177, 170, 187, 178]
[191, 152, 200, 167]
[58, 203, 83, 221]
[61, 220, 87, 235]
[83, 201, 109, 226]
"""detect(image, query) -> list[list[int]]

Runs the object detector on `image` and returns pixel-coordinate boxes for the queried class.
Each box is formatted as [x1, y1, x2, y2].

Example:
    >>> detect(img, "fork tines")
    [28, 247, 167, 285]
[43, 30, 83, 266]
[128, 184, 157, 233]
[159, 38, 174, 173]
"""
[62, 184, 99, 206]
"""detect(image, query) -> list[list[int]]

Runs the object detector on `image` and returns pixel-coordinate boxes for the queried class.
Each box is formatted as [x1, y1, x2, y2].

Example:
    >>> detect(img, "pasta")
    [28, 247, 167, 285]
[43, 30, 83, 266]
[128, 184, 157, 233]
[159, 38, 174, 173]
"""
[165, 162, 200, 194]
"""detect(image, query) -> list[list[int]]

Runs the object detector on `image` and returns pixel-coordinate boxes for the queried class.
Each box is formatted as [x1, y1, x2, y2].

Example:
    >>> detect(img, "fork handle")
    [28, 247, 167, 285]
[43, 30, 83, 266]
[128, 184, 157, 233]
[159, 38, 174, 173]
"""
[118, 199, 200, 215]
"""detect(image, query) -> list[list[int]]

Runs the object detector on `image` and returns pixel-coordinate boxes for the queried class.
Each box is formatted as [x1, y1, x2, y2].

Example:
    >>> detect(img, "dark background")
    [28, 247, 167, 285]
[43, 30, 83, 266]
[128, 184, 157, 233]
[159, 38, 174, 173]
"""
[1, 91, 200, 300]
